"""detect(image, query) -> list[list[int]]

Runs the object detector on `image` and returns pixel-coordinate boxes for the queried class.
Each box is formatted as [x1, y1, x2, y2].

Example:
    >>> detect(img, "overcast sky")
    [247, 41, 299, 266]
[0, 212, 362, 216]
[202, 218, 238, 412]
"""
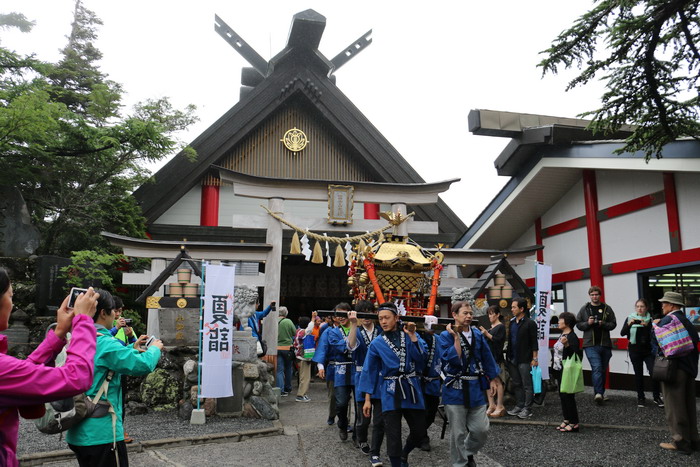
[3, 0, 601, 227]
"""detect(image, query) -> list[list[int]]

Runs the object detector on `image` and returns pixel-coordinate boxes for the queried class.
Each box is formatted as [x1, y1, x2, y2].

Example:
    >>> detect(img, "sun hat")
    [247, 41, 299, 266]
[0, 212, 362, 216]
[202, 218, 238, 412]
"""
[658, 291, 685, 306]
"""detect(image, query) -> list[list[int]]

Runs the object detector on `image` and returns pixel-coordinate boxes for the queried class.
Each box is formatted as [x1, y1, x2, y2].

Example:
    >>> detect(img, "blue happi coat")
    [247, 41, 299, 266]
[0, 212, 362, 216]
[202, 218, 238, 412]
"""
[350, 325, 382, 402]
[438, 327, 499, 407]
[358, 329, 427, 413]
[419, 331, 442, 397]
[312, 326, 335, 382]
[314, 326, 354, 387]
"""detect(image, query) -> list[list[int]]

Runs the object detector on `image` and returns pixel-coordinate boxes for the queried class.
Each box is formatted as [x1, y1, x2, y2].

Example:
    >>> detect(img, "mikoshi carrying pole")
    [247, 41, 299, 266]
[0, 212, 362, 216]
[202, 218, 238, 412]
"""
[315, 309, 454, 326]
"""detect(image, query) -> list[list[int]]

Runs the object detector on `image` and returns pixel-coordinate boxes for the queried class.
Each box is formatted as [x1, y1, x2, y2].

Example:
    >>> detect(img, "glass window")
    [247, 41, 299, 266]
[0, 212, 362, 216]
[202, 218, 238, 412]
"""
[640, 264, 700, 325]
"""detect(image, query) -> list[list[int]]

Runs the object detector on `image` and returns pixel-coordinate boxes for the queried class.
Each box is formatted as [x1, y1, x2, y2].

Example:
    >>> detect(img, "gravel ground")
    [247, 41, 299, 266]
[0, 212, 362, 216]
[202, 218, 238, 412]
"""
[483, 387, 699, 467]
[17, 410, 273, 456]
[16, 384, 699, 467]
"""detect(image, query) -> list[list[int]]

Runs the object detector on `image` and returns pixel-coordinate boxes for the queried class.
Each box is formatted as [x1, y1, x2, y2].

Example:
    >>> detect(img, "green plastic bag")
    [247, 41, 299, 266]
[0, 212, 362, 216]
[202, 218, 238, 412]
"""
[560, 354, 584, 394]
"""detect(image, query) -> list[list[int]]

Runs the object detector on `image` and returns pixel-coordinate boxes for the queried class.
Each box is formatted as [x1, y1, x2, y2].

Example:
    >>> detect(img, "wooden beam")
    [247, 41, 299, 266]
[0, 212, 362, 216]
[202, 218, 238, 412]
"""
[215, 167, 459, 204]
[231, 214, 439, 234]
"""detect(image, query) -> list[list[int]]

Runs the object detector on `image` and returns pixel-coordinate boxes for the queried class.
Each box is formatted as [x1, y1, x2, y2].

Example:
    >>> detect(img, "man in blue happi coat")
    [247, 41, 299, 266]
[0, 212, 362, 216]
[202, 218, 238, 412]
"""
[359, 302, 427, 467]
[314, 302, 355, 437]
[439, 300, 500, 467]
[417, 321, 442, 452]
[347, 301, 385, 466]
[313, 316, 337, 425]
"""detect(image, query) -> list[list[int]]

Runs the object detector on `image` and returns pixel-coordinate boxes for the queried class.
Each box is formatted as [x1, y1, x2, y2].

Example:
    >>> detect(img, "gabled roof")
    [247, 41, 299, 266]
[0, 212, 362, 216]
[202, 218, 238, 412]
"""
[456, 110, 700, 249]
[134, 9, 465, 239]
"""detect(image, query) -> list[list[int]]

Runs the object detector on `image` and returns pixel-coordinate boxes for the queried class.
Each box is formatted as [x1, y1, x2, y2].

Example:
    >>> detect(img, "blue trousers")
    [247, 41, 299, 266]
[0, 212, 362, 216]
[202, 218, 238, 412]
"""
[276, 349, 294, 393]
[584, 345, 612, 396]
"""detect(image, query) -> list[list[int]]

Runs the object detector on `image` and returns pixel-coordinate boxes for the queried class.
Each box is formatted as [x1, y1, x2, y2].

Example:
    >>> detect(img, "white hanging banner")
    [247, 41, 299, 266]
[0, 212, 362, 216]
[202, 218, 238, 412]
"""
[200, 263, 236, 398]
[535, 263, 553, 379]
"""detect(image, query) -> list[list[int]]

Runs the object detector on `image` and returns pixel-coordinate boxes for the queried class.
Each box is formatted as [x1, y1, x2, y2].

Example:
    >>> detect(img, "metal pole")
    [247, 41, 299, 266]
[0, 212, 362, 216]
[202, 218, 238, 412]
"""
[197, 262, 207, 411]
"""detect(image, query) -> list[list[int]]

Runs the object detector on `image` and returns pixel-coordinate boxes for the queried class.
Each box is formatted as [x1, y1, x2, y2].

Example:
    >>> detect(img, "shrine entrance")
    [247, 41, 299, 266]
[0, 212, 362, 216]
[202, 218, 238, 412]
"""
[279, 255, 349, 323]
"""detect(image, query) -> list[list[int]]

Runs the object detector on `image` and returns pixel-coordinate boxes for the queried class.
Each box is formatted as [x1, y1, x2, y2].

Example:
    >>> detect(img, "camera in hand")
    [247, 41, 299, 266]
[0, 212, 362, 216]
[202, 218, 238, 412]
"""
[124, 318, 133, 325]
[145, 335, 156, 348]
[67, 287, 88, 309]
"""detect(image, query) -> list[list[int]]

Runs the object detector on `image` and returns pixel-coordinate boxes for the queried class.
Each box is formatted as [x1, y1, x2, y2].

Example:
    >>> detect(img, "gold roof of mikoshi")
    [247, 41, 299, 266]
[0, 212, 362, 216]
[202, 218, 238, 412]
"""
[372, 237, 434, 271]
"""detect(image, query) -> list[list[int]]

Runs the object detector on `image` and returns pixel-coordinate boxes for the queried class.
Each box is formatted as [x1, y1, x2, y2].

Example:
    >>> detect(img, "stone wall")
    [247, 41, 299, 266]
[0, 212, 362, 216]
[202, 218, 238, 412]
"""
[122, 331, 279, 421]
[174, 330, 280, 421]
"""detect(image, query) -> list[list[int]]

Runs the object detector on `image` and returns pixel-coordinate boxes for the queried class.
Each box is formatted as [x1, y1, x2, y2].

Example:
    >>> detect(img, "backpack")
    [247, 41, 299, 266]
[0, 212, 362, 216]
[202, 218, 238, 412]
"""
[653, 313, 694, 357]
[34, 370, 115, 434]
[293, 329, 305, 358]
[302, 334, 316, 359]
[255, 317, 268, 357]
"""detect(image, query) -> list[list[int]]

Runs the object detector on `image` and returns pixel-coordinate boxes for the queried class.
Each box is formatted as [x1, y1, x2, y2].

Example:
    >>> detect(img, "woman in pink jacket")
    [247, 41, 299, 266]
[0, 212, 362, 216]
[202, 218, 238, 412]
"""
[0, 268, 99, 467]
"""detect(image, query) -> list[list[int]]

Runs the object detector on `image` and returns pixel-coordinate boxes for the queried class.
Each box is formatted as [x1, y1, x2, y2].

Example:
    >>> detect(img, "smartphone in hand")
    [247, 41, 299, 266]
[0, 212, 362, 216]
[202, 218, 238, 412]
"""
[144, 335, 156, 348]
[67, 287, 89, 309]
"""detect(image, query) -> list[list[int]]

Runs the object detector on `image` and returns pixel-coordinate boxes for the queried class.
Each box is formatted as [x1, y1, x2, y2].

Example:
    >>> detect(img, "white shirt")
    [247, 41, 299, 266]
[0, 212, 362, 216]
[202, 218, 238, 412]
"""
[461, 329, 473, 346]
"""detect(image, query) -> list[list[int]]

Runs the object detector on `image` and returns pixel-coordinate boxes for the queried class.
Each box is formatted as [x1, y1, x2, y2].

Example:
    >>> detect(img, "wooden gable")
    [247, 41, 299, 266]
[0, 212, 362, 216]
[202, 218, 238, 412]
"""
[135, 9, 466, 241]
[210, 95, 379, 183]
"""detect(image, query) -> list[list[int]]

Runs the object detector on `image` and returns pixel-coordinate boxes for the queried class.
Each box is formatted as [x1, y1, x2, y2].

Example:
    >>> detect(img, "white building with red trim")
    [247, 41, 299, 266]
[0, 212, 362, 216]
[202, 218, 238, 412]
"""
[457, 110, 700, 388]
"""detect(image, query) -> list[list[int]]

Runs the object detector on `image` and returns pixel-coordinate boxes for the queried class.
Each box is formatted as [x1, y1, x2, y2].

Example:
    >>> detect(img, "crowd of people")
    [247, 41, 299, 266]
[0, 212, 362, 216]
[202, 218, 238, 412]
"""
[0, 268, 162, 467]
[279, 287, 698, 466]
[1, 266, 698, 466]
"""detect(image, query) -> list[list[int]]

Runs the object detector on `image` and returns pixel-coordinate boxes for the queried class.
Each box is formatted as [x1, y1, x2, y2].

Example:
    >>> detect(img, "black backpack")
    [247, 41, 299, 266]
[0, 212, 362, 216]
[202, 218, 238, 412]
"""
[34, 370, 114, 434]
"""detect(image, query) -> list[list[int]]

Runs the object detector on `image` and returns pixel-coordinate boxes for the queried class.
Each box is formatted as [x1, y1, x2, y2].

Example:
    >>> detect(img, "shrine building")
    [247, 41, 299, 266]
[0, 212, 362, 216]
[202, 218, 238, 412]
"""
[459, 109, 700, 388]
[106, 9, 546, 347]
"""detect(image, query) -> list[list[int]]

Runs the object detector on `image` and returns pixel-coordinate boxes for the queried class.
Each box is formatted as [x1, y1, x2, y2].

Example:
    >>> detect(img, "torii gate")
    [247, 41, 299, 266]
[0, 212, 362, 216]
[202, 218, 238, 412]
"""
[215, 167, 460, 349]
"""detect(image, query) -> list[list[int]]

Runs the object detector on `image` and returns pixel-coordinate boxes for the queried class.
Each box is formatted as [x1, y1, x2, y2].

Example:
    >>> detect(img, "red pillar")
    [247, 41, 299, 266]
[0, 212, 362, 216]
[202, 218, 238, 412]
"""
[534, 217, 544, 263]
[663, 172, 682, 252]
[200, 184, 220, 226]
[364, 203, 380, 220]
[582, 170, 604, 298]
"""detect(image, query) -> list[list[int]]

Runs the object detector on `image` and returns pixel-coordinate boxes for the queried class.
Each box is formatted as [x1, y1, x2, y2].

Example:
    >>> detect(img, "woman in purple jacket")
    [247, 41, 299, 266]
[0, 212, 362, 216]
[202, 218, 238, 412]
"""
[0, 268, 99, 467]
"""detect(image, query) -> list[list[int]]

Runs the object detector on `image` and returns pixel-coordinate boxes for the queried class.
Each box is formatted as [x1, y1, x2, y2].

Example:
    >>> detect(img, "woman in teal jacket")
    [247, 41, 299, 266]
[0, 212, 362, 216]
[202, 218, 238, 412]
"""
[66, 290, 163, 467]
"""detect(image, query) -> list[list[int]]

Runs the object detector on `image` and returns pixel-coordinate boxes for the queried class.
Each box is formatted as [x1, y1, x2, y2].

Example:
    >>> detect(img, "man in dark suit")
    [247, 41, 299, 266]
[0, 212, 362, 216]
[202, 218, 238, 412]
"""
[505, 298, 539, 419]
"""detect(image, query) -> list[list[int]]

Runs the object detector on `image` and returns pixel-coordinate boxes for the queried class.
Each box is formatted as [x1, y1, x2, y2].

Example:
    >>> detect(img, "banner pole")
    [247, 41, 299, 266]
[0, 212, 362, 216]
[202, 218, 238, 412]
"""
[197, 261, 207, 411]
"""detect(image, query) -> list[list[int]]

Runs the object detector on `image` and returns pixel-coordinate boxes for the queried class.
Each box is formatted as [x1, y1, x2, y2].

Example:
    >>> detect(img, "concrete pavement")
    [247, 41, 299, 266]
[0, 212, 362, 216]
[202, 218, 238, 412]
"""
[29, 379, 501, 466]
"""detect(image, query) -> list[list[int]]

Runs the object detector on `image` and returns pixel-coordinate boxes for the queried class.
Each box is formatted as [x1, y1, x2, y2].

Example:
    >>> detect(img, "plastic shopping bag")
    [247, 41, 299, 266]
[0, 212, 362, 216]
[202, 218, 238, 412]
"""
[531, 365, 542, 394]
[560, 354, 584, 394]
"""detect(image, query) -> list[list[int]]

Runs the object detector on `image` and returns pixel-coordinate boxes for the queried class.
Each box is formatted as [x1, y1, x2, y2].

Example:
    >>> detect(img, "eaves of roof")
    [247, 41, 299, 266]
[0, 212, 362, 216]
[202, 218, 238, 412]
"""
[135, 62, 466, 236]
[455, 139, 700, 250]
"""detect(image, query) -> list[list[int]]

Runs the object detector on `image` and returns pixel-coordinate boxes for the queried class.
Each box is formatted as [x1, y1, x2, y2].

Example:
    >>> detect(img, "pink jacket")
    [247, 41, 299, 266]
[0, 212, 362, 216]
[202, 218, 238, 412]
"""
[0, 314, 96, 467]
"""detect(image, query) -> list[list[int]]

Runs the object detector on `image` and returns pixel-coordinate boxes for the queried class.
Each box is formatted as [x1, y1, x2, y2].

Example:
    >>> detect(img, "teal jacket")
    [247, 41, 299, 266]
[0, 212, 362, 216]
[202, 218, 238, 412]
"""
[65, 326, 161, 446]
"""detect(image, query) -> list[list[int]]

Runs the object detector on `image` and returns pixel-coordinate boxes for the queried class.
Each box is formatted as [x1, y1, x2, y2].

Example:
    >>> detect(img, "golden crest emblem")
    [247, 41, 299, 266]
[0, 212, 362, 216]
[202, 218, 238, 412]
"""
[177, 298, 188, 308]
[281, 127, 308, 152]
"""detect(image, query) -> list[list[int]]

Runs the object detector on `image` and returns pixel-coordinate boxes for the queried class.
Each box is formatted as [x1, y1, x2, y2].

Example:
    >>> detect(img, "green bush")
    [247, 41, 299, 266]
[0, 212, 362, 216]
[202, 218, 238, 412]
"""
[59, 250, 124, 289]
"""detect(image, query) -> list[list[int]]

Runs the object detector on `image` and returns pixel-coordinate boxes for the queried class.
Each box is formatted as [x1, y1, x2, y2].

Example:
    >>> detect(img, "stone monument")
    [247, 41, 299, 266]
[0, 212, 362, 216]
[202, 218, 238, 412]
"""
[0, 187, 40, 257]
